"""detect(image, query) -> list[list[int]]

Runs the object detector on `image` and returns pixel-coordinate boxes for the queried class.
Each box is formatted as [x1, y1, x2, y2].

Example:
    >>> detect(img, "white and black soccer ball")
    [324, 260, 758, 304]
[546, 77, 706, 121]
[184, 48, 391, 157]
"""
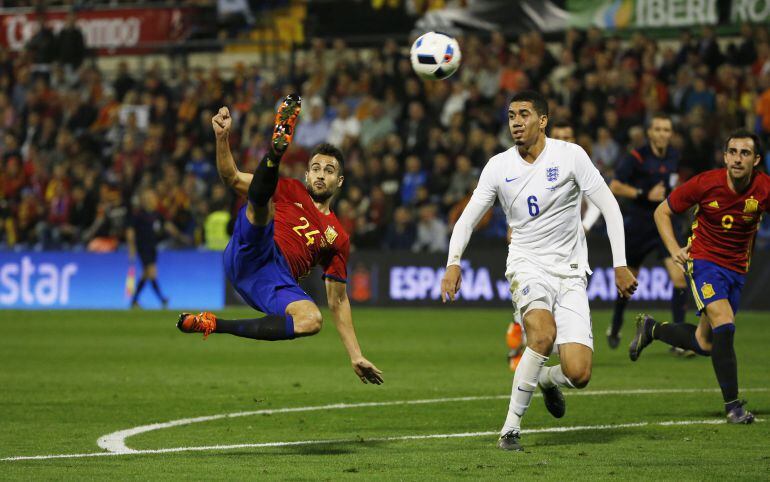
[410, 31, 462, 80]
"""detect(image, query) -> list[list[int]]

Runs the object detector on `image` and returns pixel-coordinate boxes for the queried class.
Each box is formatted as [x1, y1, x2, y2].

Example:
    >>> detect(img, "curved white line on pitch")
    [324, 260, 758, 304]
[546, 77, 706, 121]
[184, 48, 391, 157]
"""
[97, 387, 769, 454]
[7, 418, 763, 462]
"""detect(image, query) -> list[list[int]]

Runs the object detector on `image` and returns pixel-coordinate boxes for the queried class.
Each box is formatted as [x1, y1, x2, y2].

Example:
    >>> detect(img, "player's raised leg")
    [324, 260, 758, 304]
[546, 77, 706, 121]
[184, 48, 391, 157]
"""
[179, 94, 305, 341]
[178, 299, 322, 340]
[246, 93, 302, 226]
[498, 309, 553, 451]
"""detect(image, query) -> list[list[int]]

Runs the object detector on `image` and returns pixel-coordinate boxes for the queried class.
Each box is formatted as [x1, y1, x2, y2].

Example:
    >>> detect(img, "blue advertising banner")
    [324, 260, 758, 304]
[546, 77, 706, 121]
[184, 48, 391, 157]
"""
[0, 251, 224, 310]
[333, 242, 770, 310]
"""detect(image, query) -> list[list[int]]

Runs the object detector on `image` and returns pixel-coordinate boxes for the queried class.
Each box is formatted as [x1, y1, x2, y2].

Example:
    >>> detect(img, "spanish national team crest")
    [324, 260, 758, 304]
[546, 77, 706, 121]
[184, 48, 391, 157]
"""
[701, 283, 715, 299]
[744, 197, 759, 214]
[546, 167, 559, 182]
[324, 225, 338, 245]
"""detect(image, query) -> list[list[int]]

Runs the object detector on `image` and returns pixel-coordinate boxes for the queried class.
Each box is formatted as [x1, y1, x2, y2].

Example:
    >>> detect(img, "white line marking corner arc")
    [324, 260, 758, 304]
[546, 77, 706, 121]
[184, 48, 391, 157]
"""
[98, 387, 769, 454]
[2, 387, 767, 462]
[5, 418, 764, 462]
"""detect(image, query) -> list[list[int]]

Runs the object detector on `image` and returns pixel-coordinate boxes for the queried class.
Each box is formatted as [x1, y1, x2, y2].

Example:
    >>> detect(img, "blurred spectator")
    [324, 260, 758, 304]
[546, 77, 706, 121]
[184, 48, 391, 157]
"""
[327, 102, 360, 147]
[26, 13, 57, 82]
[412, 204, 447, 253]
[681, 124, 716, 178]
[383, 206, 415, 250]
[185, 146, 215, 181]
[359, 101, 396, 149]
[400, 155, 427, 205]
[295, 97, 330, 149]
[698, 26, 724, 73]
[401, 101, 429, 155]
[203, 186, 231, 251]
[684, 77, 716, 113]
[757, 73, 770, 139]
[592, 126, 620, 176]
[736, 24, 757, 67]
[443, 155, 477, 209]
[57, 11, 86, 80]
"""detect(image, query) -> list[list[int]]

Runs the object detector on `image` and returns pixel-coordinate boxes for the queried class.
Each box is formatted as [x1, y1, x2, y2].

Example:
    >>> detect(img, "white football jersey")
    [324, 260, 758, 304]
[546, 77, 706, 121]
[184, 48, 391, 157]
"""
[452, 138, 605, 277]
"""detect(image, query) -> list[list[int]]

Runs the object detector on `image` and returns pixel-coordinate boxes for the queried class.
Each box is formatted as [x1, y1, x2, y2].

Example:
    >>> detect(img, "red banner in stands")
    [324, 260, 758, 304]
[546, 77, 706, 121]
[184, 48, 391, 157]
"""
[0, 7, 195, 54]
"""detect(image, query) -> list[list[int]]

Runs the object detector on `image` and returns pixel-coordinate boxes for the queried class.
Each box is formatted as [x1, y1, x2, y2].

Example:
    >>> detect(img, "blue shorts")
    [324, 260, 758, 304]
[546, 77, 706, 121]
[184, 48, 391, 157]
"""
[223, 207, 313, 316]
[687, 259, 745, 316]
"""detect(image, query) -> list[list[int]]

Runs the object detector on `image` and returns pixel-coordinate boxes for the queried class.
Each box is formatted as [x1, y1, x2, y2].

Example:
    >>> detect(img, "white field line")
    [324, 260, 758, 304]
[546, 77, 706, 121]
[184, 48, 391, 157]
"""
[2, 387, 767, 462]
[3, 418, 757, 462]
[96, 387, 769, 454]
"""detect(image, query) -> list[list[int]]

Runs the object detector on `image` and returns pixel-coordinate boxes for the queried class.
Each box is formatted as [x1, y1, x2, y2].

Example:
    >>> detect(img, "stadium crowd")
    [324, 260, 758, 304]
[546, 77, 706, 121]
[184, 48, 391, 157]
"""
[1, 24, 770, 252]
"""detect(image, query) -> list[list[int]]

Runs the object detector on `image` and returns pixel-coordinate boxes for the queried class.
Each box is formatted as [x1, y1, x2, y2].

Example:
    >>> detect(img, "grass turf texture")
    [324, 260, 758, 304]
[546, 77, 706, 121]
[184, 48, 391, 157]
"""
[1, 308, 769, 480]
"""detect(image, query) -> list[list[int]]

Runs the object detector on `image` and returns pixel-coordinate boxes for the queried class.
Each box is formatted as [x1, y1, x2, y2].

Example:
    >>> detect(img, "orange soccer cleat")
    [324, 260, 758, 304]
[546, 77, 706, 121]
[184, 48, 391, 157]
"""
[271, 93, 302, 154]
[177, 312, 217, 339]
[506, 322, 523, 349]
[506, 322, 525, 371]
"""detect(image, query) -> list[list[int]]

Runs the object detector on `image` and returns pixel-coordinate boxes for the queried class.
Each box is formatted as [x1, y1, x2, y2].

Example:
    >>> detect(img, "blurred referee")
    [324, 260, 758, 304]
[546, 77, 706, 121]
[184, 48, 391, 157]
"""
[127, 188, 169, 309]
[608, 113, 688, 351]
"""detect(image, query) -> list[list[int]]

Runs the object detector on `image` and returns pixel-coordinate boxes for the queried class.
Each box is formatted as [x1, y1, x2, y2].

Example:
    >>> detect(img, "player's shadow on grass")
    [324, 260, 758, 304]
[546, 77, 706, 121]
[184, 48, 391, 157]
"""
[218, 440, 390, 457]
[282, 439, 390, 455]
[218, 446, 354, 457]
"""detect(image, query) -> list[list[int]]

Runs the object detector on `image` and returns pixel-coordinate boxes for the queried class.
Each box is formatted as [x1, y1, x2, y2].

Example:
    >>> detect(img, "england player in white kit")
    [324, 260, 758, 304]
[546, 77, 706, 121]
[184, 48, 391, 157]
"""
[441, 91, 638, 451]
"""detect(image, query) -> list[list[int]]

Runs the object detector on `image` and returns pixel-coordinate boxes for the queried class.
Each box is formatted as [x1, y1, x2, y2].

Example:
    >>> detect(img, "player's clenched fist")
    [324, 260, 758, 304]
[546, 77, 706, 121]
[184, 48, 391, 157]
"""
[614, 266, 638, 299]
[212, 106, 232, 139]
[441, 264, 462, 303]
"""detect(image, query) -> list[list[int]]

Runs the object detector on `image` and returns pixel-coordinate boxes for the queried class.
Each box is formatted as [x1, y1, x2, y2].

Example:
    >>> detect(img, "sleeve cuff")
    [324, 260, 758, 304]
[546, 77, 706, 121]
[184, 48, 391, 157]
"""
[665, 196, 681, 214]
[322, 273, 347, 283]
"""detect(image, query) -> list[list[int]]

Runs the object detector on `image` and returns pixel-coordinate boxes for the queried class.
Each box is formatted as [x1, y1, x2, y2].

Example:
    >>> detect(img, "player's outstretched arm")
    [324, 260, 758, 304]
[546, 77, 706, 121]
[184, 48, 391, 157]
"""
[654, 200, 690, 270]
[442, 167, 496, 303]
[325, 279, 383, 385]
[212, 106, 252, 197]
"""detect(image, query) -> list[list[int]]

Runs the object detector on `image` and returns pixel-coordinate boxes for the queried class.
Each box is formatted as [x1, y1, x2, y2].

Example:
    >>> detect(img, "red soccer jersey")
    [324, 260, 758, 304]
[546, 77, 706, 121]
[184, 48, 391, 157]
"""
[667, 168, 770, 273]
[272, 178, 350, 282]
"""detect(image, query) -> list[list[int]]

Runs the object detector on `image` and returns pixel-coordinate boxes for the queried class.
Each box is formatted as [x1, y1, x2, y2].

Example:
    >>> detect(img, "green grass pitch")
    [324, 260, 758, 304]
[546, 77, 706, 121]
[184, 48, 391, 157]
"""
[1, 308, 769, 479]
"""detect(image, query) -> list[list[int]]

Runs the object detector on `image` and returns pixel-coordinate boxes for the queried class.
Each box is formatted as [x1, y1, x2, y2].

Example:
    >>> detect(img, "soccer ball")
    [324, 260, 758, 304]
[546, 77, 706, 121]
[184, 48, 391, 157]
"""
[410, 32, 461, 80]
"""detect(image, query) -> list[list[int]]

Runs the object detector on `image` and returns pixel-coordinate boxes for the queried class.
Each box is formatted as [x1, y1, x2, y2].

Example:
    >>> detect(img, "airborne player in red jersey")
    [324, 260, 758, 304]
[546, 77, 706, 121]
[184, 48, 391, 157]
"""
[177, 95, 383, 385]
[630, 129, 769, 423]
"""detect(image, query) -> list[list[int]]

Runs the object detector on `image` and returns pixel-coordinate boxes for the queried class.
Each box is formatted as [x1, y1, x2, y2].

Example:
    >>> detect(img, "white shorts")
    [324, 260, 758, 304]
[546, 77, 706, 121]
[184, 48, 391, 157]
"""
[506, 262, 593, 351]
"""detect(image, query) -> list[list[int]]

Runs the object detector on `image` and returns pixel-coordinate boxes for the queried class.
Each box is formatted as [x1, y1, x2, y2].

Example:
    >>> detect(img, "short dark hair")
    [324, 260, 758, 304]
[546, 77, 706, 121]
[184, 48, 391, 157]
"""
[509, 90, 549, 117]
[724, 129, 763, 156]
[310, 143, 345, 173]
[647, 112, 673, 127]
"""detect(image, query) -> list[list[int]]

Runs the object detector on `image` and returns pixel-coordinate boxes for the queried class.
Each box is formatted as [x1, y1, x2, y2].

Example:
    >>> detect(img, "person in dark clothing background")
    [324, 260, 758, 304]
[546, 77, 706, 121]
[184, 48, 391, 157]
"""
[608, 113, 690, 353]
[26, 12, 57, 83]
[127, 188, 170, 309]
[57, 11, 86, 81]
